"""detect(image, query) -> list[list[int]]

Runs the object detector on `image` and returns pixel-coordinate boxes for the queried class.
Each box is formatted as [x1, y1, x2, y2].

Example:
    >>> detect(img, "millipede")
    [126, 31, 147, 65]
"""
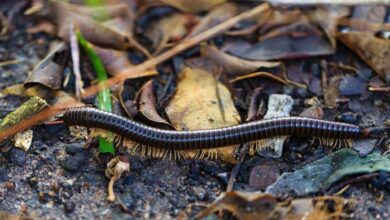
[63, 107, 390, 159]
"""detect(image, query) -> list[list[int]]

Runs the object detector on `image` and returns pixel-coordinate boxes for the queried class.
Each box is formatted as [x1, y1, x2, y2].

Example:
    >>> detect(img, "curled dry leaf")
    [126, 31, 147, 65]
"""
[307, 6, 350, 47]
[201, 45, 280, 77]
[53, 1, 142, 51]
[160, 0, 226, 13]
[186, 2, 237, 38]
[24, 42, 68, 90]
[105, 156, 130, 202]
[338, 32, 390, 82]
[197, 192, 277, 220]
[144, 13, 194, 54]
[166, 67, 240, 163]
[135, 80, 173, 128]
[197, 191, 354, 220]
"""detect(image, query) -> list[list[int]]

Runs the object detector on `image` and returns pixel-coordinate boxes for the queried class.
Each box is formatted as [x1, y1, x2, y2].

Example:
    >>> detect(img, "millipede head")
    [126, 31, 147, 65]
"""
[364, 127, 390, 139]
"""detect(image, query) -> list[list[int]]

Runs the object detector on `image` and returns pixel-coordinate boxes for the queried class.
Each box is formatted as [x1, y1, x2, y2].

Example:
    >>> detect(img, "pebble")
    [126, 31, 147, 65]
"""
[64, 201, 75, 213]
[249, 165, 280, 190]
[259, 94, 294, 158]
[65, 144, 85, 155]
[340, 112, 359, 124]
[62, 144, 89, 172]
[339, 76, 367, 96]
[9, 147, 27, 166]
[0, 167, 8, 182]
[193, 187, 207, 201]
[62, 157, 84, 173]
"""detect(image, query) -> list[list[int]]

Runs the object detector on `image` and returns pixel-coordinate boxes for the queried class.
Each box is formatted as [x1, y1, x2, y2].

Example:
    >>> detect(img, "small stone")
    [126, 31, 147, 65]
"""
[353, 139, 376, 157]
[64, 201, 75, 213]
[9, 147, 26, 166]
[65, 144, 85, 155]
[0, 168, 8, 183]
[249, 165, 280, 190]
[340, 112, 358, 124]
[339, 76, 367, 96]
[62, 157, 83, 173]
[193, 187, 207, 201]
[259, 94, 294, 158]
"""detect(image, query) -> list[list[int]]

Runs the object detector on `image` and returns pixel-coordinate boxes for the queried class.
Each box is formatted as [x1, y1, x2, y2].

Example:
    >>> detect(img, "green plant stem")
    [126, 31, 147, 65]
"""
[76, 31, 115, 155]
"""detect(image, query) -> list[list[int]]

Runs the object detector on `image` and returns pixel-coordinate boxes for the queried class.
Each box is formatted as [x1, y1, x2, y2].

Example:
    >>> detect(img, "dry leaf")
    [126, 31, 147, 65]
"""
[136, 80, 173, 128]
[307, 6, 350, 47]
[197, 192, 277, 220]
[201, 45, 280, 77]
[92, 44, 157, 78]
[338, 32, 390, 82]
[105, 156, 130, 202]
[161, 0, 226, 13]
[144, 13, 193, 54]
[24, 42, 68, 90]
[53, 1, 138, 51]
[187, 2, 237, 38]
[197, 191, 354, 220]
[166, 68, 240, 163]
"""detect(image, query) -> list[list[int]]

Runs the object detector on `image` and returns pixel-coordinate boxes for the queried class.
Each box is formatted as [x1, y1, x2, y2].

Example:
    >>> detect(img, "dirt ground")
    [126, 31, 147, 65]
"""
[1, 1, 390, 220]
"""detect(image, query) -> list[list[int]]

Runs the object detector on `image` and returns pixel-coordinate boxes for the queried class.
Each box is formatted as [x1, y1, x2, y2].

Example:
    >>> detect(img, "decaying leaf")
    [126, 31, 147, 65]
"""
[105, 156, 130, 202]
[24, 42, 68, 90]
[144, 13, 194, 54]
[135, 80, 173, 128]
[186, 2, 237, 38]
[201, 45, 281, 77]
[160, 0, 226, 13]
[53, 1, 145, 52]
[166, 67, 240, 163]
[197, 191, 355, 220]
[338, 32, 390, 82]
[240, 24, 334, 60]
[266, 149, 390, 197]
[92, 44, 157, 78]
[1, 84, 51, 98]
[307, 6, 350, 47]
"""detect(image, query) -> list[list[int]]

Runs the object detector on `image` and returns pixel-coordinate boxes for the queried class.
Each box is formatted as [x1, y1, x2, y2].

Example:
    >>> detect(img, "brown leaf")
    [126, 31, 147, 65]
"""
[351, 5, 386, 33]
[160, 0, 226, 13]
[338, 32, 390, 82]
[24, 42, 68, 90]
[135, 80, 173, 128]
[240, 23, 334, 60]
[307, 6, 350, 47]
[186, 2, 237, 38]
[201, 45, 280, 77]
[196, 192, 278, 220]
[166, 67, 240, 163]
[197, 191, 354, 220]
[53, 1, 139, 51]
[91, 44, 157, 78]
[324, 75, 340, 108]
[144, 13, 194, 54]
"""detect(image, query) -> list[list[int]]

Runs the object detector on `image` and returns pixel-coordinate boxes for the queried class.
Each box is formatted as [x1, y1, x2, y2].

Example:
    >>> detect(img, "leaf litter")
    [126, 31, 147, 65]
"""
[0, 0, 390, 219]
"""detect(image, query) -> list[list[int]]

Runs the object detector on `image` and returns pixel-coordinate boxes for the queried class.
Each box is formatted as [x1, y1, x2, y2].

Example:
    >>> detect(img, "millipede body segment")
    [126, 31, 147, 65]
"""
[62, 107, 388, 151]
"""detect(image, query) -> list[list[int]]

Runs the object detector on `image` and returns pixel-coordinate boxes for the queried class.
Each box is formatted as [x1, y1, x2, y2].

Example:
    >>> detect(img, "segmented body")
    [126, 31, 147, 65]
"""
[63, 107, 368, 150]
